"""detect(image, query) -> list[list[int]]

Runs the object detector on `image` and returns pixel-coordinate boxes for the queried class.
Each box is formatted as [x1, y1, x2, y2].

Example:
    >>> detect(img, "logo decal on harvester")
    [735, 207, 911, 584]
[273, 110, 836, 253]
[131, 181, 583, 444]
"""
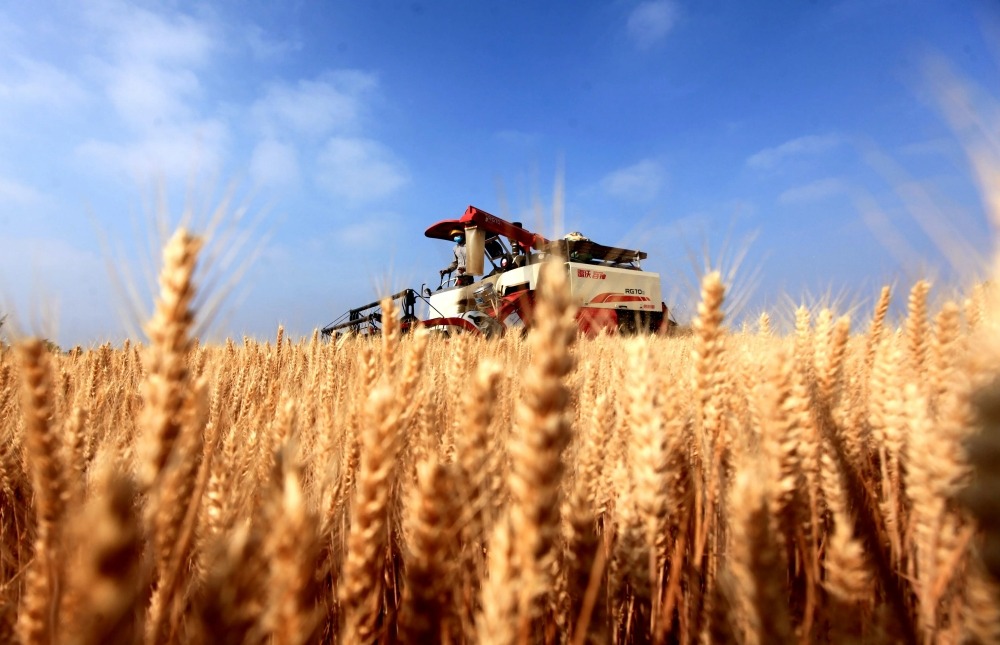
[590, 293, 652, 304]
[577, 269, 607, 280]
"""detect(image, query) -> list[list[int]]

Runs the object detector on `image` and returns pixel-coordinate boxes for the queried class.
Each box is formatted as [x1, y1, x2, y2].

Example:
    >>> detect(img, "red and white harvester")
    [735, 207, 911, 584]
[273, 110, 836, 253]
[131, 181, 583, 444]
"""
[321, 205, 675, 338]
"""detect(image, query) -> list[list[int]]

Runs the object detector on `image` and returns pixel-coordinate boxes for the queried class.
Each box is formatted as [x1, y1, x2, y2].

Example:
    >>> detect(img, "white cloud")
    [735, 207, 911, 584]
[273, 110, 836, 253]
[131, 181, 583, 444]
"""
[601, 159, 666, 202]
[339, 218, 392, 248]
[0, 176, 43, 204]
[85, 2, 215, 66]
[316, 137, 408, 202]
[67, 4, 231, 181]
[0, 56, 89, 110]
[778, 177, 846, 204]
[77, 120, 228, 181]
[0, 236, 102, 281]
[627, 1, 679, 49]
[251, 71, 378, 137]
[746, 134, 842, 170]
[105, 62, 202, 132]
[81, 4, 215, 134]
[250, 139, 300, 188]
[246, 24, 302, 61]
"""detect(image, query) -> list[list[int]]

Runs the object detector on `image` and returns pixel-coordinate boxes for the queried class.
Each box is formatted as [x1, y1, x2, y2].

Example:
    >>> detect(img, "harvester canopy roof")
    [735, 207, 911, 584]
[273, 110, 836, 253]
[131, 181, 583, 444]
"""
[424, 205, 546, 251]
[424, 219, 467, 241]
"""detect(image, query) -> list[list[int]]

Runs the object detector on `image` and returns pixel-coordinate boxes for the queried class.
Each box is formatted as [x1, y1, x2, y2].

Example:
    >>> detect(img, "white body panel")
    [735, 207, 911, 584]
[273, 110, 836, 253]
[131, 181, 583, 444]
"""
[565, 262, 662, 312]
[425, 257, 661, 319]
[426, 263, 539, 319]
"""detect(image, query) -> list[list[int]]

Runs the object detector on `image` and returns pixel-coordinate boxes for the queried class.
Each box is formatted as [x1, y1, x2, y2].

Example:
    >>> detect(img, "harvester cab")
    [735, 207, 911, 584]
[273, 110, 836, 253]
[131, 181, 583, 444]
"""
[321, 205, 675, 338]
[437, 229, 520, 291]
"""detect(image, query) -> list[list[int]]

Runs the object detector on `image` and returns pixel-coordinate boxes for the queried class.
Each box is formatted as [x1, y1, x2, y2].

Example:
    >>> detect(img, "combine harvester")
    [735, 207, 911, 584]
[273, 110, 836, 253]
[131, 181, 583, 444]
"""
[321, 205, 675, 338]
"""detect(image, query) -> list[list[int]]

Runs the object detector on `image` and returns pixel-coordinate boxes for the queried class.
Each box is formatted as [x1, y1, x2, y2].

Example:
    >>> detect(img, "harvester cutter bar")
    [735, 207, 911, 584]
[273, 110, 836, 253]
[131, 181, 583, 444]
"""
[320, 288, 418, 337]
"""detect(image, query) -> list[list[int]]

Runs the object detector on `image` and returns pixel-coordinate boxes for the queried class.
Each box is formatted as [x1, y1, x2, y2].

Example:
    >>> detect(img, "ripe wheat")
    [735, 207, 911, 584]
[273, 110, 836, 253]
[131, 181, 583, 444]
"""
[1, 226, 999, 644]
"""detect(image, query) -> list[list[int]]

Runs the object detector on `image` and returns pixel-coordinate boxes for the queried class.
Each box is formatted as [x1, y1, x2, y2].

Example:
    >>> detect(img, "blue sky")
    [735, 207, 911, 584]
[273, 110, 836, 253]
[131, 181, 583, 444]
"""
[0, 0, 998, 345]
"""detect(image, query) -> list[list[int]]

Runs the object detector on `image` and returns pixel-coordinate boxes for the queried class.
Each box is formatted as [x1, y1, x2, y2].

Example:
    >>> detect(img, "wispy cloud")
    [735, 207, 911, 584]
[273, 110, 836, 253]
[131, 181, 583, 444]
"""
[746, 134, 842, 170]
[0, 56, 89, 111]
[86, 2, 215, 132]
[777, 177, 846, 204]
[627, 1, 679, 49]
[76, 120, 229, 181]
[71, 2, 228, 181]
[601, 159, 666, 202]
[104, 63, 203, 132]
[339, 217, 393, 248]
[85, 2, 215, 66]
[251, 71, 378, 138]
[316, 137, 408, 202]
[250, 139, 300, 188]
[0, 176, 42, 204]
[3, 2, 405, 202]
[245, 24, 302, 61]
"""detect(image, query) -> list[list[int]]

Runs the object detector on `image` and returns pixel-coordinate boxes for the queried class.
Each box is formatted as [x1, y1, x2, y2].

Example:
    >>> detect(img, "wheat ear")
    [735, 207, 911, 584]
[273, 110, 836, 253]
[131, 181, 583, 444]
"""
[454, 360, 502, 639]
[16, 338, 66, 645]
[477, 514, 519, 645]
[905, 280, 931, 380]
[148, 376, 213, 644]
[725, 463, 791, 645]
[265, 446, 322, 645]
[563, 465, 607, 645]
[136, 228, 202, 491]
[865, 285, 892, 372]
[508, 259, 577, 638]
[63, 453, 145, 645]
[691, 271, 725, 567]
[758, 311, 772, 336]
[339, 384, 403, 642]
[191, 520, 269, 644]
[135, 227, 208, 645]
[399, 459, 460, 643]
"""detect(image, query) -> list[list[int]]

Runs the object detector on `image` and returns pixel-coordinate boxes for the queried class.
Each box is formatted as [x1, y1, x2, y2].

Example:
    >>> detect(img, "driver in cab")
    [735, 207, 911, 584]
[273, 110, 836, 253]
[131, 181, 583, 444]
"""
[439, 232, 470, 286]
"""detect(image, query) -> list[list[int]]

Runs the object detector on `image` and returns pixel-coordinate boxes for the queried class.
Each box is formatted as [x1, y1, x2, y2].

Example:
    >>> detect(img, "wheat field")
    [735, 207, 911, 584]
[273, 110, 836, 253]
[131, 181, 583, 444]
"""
[1, 226, 999, 644]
